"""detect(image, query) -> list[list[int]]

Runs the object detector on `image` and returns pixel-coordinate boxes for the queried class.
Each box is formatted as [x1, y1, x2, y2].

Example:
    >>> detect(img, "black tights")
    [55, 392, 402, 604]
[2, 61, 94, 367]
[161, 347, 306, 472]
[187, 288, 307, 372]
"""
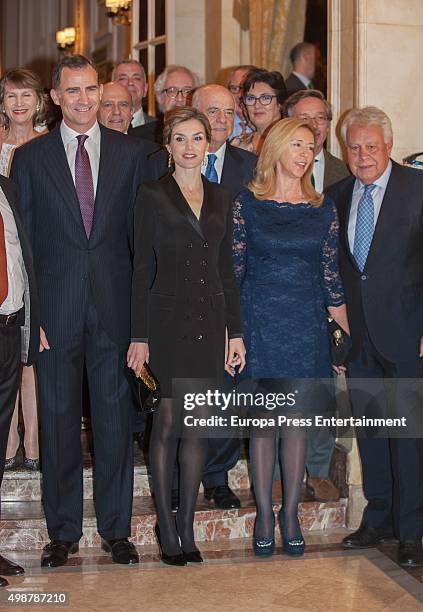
[250, 415, 306, 540]
[149, 398, 208, 555]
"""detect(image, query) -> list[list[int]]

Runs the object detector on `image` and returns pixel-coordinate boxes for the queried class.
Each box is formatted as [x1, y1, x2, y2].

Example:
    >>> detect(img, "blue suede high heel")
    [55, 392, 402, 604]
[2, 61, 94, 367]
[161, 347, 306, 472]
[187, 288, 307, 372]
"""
[279, 510, 305, 557]
[253, 516, 275, 557]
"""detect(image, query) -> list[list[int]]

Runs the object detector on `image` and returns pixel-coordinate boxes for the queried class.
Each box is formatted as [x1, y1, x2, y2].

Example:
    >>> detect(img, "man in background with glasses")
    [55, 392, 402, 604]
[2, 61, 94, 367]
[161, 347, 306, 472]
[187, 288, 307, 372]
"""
[227, 65, 256, 141]
[131, 65, 197, 144]
[284, 89, 349, 192]
[283, 89, 349, 503]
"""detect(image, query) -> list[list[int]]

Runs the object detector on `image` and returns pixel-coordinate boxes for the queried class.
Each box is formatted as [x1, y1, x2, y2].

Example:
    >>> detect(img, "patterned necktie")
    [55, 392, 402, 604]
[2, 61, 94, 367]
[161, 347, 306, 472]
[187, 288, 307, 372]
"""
[308, 81, 315, 90]
[205, 153, 218, 183]
[0, 211, 8, 305]
[75, 134, 94, 237]
[353, 183, 376, 272]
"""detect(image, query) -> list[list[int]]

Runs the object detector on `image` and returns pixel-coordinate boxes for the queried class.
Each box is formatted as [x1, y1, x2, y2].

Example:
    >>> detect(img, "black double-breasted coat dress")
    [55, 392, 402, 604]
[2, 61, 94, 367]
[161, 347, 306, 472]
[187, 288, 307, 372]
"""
[132, 173, 243, 397]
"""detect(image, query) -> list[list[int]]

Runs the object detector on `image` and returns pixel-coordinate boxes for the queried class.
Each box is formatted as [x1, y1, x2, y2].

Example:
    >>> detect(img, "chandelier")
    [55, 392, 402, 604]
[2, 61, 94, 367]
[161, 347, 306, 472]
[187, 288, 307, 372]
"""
[105, 0, 132, 25]
[56, 27, 76, 51]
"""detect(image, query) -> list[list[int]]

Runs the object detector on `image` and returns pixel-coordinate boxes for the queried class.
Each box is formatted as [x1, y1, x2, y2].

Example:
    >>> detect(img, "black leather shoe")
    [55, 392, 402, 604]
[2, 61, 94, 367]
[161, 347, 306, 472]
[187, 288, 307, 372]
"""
[154, 525, 186, 566]
[41, 540, 79, 568]
[398, 539, 423, 567]
[171, 489, 179, 513]
[0, 576, 9, 588]
[204, 485, 241, 509]
[342, 525, 394, 549]
[101, 539, 139, 565]
[183, 549, 203, 563]
[0, 554, 24, 576]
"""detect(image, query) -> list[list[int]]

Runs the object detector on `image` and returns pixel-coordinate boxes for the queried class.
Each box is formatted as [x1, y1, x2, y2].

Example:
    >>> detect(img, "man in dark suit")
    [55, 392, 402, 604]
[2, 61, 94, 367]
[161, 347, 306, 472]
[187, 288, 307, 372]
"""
[0, 174, 39, 587]
[130, 65, 197, 144]
[192, 84, 256, 507]
[112, 59, 155, 131]
[285, 42, 317, 95]
[327, 106, 423, 567]
[283, 88, 349, 502]
[11, 55, 152, 568]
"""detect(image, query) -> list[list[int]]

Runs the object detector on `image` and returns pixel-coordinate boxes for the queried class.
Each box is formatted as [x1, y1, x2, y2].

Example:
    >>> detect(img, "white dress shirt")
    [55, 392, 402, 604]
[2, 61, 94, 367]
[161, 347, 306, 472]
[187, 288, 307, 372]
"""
[201, 142, 226, 183]
[348, 160, 392, 252]
[60, 120, 101, 196]
[131, 108, 146, 128]
[313, 149, 325, 193]
[0, 187, 25, 315]
[293, 71, 311, 88]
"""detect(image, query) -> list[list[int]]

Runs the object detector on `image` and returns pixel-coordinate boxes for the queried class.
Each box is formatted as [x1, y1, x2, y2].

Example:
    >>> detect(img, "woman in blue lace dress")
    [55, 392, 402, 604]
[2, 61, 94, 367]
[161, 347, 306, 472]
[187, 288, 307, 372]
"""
[233, 117, 349, 557]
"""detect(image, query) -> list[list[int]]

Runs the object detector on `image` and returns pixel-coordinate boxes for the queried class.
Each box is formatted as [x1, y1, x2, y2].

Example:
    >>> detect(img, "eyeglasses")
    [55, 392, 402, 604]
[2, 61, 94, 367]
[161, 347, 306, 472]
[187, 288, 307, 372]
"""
[243, 94, 277, 106]
[206, 107, 234, 119]
[297, 113, 329, 124]
[228, 84, 242, 95]
[162, 87, 193, 99]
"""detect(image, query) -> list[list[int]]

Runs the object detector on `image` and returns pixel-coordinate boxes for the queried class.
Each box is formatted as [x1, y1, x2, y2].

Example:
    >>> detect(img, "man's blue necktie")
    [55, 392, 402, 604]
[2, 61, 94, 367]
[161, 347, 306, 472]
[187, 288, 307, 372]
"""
[353, 183, 376, 272]
[205, 153, 218, 183]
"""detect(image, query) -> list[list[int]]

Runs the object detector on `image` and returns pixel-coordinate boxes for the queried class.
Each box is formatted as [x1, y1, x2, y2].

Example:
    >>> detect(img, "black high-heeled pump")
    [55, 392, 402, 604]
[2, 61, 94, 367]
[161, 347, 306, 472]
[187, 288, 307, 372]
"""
[182, 549, 203, 563]
[154, 525, 186, 566]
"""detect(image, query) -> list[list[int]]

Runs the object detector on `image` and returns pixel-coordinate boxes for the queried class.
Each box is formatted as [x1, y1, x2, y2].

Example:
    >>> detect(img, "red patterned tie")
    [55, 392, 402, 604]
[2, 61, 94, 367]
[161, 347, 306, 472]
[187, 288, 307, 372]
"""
[75, 134, 94, 237]
[0, 211, 8, 305]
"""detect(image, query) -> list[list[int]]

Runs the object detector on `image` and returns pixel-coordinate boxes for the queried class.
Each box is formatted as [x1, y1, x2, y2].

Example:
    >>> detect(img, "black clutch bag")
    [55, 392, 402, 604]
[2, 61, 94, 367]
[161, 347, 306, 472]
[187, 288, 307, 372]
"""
[327, 317, 352, 366]
[127, 363, 161, 413]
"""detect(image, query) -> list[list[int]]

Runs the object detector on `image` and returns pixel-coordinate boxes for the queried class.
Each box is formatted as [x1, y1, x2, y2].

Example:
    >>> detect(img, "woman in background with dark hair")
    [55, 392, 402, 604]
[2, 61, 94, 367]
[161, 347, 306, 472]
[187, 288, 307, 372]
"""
[0, 67, 48, 472]
[231, 68, 287, 154]
[128, 107, 245, 565]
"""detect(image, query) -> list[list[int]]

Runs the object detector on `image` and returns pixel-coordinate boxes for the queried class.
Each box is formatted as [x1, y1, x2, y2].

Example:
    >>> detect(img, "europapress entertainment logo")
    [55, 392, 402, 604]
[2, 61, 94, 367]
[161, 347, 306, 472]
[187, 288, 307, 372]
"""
[183, 389, 297, 411]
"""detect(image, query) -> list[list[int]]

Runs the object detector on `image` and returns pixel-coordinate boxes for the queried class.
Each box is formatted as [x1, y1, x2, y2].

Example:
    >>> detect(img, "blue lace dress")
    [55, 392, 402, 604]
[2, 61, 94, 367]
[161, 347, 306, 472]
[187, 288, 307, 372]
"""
[233, 189, 345, 387]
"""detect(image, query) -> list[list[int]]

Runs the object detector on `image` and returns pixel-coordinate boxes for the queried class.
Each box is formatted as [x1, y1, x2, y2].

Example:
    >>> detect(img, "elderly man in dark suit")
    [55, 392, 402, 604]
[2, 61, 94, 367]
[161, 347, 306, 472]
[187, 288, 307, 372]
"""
[327, 106, 423, 567]
[0, 174, 39, 587]
[283, 88, 349, 502]
[131, 65, 197, 144]
[11, 54, 153, 568]
[112, 59, 155, 131]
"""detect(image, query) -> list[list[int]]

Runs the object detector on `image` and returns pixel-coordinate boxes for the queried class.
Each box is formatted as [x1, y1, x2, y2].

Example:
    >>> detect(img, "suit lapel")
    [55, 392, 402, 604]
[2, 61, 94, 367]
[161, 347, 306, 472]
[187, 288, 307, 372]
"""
[337, 179, 360, 271]
[91, 126, 116, 240]
[41, 127, 86, 235]
[220, 144, 241, 195]
[161, 174, 205, 240]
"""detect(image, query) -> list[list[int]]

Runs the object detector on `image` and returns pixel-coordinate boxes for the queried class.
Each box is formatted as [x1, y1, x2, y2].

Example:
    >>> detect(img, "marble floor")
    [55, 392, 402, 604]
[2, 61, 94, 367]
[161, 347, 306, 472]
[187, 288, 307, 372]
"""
[1, 531, 422, 612]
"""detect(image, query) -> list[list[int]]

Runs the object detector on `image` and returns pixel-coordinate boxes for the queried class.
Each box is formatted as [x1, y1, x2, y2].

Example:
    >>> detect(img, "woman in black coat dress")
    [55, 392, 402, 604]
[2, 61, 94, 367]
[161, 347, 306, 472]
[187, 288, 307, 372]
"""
[128, 107, 245, 564]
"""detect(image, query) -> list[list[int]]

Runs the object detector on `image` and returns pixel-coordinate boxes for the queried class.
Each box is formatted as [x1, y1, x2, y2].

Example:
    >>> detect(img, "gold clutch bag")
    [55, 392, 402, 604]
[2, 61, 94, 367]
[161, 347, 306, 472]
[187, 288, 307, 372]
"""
[127, 363, 161, 413]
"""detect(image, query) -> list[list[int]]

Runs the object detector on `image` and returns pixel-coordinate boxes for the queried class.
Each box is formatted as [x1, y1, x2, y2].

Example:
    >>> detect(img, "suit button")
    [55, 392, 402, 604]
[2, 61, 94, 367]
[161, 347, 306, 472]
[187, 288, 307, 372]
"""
[187, 242, 193, 248]
[361, 274, 367, 280]
[185, 259, 191, 266]
[199, 278, 206, 285]
[184, 277, 190, 282]
[201, 259, 207, 266]
[199, 297, 205, 303]
[198, 314, 205, 321]
[196, 334, 204, 341]
[203, 241, 208, 248]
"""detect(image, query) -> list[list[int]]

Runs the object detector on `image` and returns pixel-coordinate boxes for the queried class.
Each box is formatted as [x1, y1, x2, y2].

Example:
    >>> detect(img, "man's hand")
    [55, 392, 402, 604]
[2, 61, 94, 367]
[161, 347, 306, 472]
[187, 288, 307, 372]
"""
[420, 335, 423, 358]
[127, 342, 149, 375]
[39, 327, 50, 352]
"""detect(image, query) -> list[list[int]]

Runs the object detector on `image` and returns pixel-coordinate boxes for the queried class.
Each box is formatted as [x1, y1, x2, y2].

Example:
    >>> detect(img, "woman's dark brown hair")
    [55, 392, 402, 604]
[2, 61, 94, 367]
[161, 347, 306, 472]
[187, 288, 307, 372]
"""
[163, 106, 211, 145]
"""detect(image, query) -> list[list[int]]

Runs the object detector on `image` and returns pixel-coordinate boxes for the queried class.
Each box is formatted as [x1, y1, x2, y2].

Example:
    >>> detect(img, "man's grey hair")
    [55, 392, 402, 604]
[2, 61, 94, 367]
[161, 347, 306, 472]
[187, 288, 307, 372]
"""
[341, 106, 393, 143]
[112, 59, 146, 81]
[154, 65, 198, 95]
[283, 89, 332, 121]
[289, 42, 315, 66]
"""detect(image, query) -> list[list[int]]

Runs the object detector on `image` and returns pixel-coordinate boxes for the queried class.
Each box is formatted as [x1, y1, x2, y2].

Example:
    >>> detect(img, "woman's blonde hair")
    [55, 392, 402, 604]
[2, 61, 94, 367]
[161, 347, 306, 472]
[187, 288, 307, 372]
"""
[249, 117, 323, 206]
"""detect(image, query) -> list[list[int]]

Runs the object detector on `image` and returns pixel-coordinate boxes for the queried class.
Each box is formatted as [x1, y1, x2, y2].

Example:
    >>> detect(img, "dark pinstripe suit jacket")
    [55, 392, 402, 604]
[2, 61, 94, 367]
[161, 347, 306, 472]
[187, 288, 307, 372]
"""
[11, 124, 152, 348]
